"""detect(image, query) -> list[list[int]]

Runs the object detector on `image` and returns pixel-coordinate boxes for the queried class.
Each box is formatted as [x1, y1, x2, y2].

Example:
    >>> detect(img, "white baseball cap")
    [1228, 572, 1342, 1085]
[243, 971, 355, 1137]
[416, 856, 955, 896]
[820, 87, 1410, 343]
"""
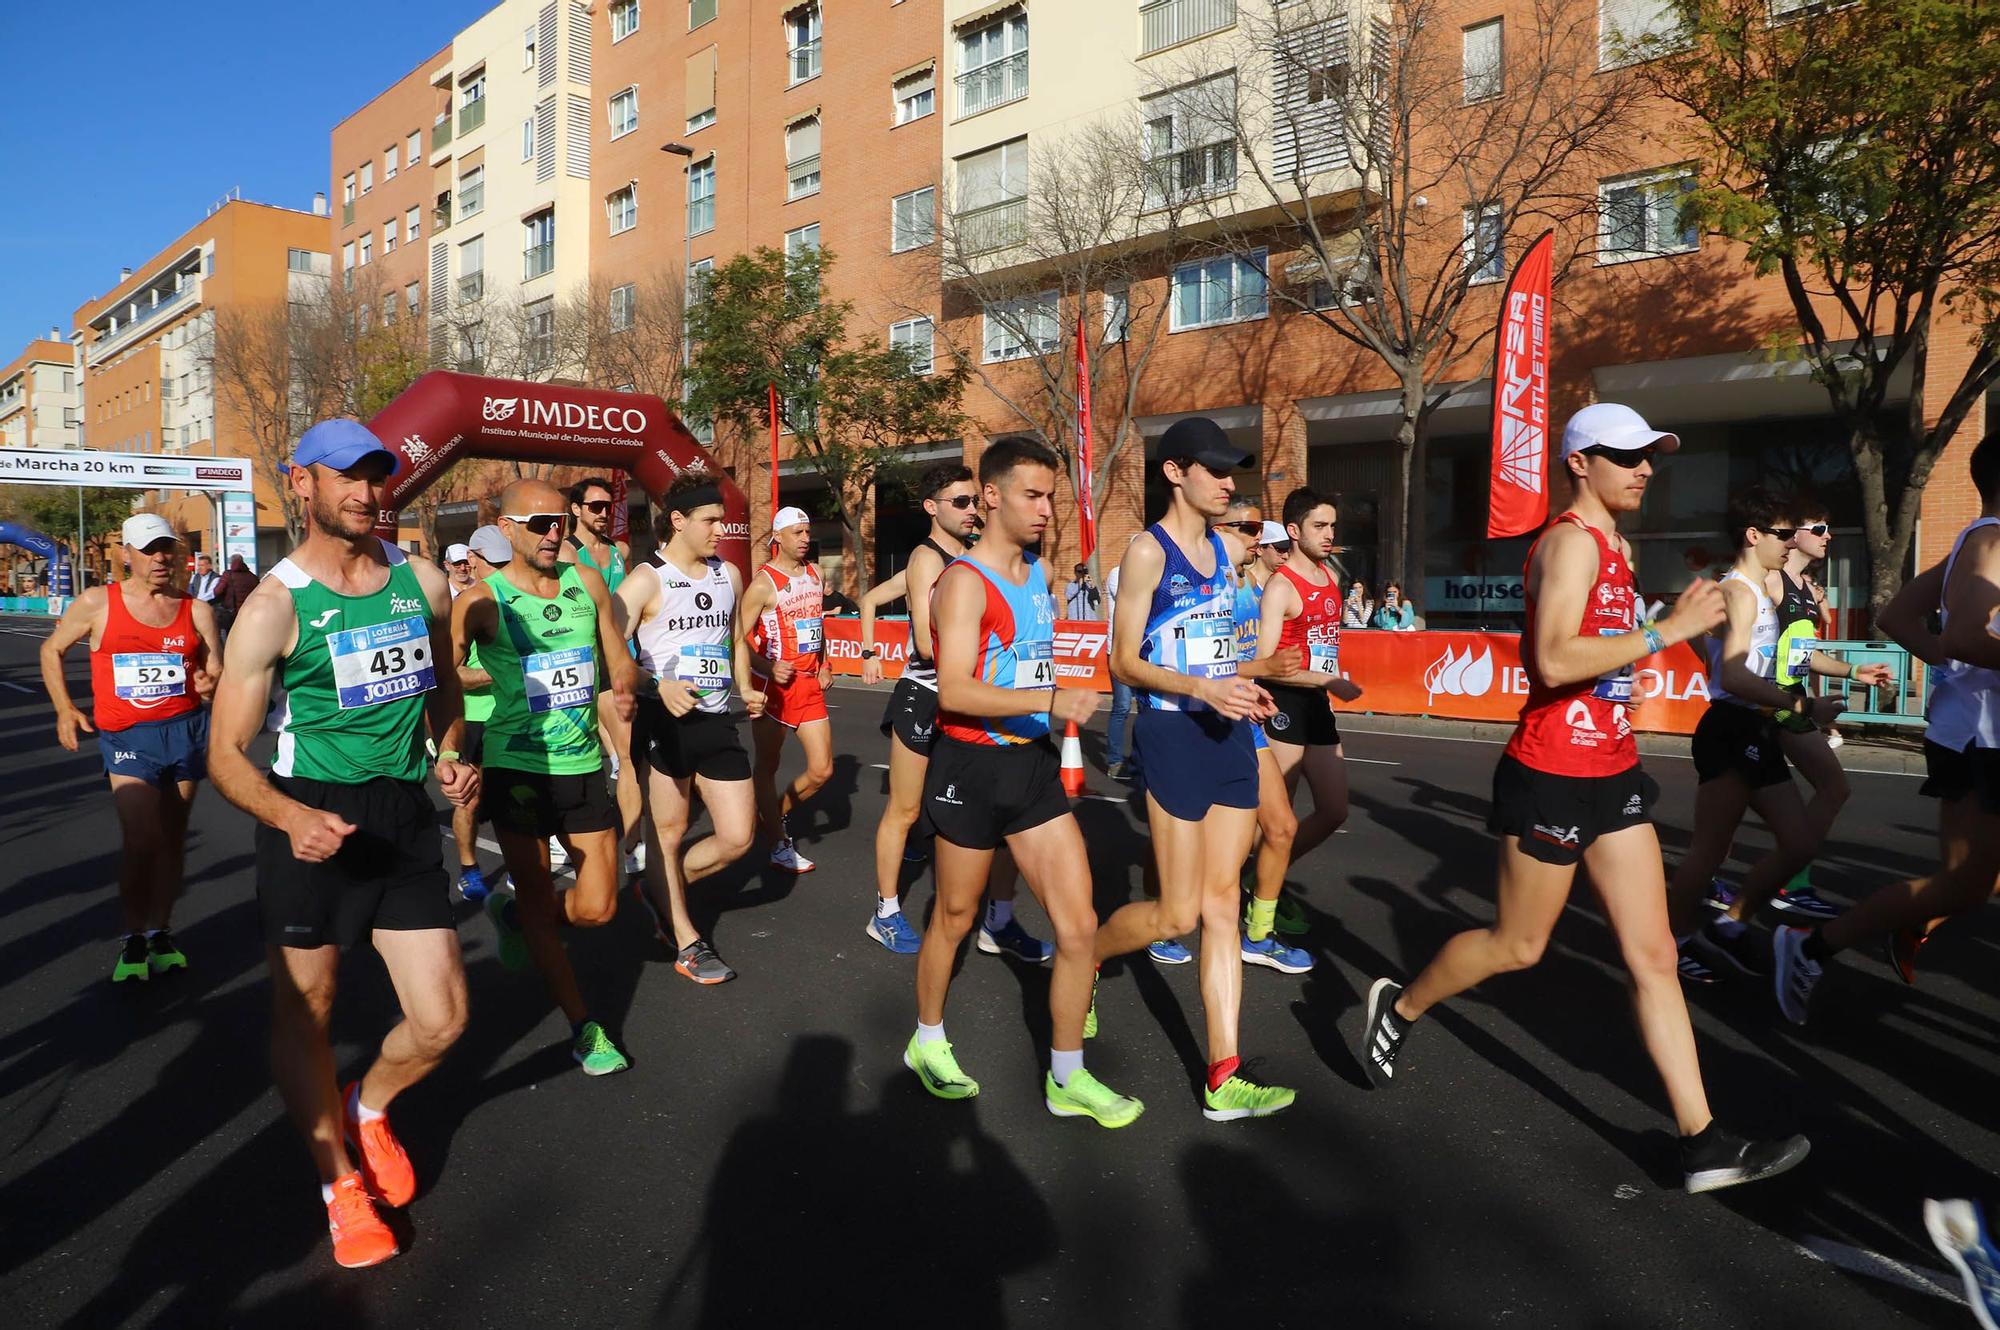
[122, 514, 180, 550]
[772, 506, 811, 532]
[468, 525, 512, 564]
[444, 542, 471, 564]
[1258, 520, 1288, 546]
[1560, 402, 1679, 459]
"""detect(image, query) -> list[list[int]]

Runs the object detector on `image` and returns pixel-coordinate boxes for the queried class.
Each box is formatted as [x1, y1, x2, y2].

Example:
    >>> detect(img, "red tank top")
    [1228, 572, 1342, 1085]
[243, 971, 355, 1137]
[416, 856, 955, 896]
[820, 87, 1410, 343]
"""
[1506, 513, 1639, 775]
[88, 585, 201, 731]
[1274, 564, 1344, 675]
[752, 562, 825, 674]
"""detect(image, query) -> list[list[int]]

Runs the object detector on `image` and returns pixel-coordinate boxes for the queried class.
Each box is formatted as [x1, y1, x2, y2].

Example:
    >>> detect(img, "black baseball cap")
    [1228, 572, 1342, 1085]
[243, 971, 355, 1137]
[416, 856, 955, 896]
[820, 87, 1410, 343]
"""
[1158, 416, 1252, 472]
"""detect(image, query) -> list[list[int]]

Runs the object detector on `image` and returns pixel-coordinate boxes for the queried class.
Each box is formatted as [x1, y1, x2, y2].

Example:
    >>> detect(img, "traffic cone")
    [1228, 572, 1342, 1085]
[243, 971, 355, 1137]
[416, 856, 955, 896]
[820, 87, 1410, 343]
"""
[1060, 720, 1088, 798]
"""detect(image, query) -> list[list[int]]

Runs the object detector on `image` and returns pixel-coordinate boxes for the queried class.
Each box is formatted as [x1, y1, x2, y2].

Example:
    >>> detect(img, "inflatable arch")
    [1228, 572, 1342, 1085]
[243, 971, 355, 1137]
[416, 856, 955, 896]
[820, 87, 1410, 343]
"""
[363, 371, 751, 577]
[0, 520, 72, 594]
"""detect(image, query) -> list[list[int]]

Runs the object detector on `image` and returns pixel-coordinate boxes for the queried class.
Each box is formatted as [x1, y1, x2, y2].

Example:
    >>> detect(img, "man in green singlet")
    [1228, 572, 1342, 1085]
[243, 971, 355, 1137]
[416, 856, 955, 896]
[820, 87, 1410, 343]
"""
[559, 476, 644, 876]
[457, 479, 639, 1075]
[209, 418, 478, 1269]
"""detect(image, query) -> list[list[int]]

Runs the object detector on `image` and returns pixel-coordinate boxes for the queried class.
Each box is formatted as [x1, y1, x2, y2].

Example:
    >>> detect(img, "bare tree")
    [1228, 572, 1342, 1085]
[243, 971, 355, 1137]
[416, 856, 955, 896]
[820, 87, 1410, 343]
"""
[571, 269, 688, 400]
[1162, 0, 1647, 587]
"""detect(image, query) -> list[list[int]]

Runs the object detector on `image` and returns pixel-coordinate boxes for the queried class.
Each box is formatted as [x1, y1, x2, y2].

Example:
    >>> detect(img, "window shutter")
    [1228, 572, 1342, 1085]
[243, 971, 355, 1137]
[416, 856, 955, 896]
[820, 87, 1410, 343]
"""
[566, 94, 591, 179]
[538, 3, 558, 87]
[686, 46, 718, 121]
[567, 1, 591, 83]
[536, 97, 557, 182]
[1272, 17, 1351, 177]
[786, 116, 821, 163]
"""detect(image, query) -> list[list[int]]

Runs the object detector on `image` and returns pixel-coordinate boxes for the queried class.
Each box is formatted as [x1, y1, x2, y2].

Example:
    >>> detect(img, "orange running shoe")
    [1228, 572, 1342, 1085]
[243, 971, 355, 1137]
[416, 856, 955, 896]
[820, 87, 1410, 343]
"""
[326, 1172, 399, 1268]
[343, 1081, 417, 1207]
[1885, 928, 1930, 985]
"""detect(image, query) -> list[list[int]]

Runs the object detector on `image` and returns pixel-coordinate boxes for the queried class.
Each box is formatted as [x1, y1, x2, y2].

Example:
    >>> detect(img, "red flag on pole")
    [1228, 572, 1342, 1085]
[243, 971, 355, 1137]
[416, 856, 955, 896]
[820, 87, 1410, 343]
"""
[607, 470, 630, 542]
[1486, 229, 1555, 539]
[1074, 310, 1098, 564]
[767, 381, 781, 534]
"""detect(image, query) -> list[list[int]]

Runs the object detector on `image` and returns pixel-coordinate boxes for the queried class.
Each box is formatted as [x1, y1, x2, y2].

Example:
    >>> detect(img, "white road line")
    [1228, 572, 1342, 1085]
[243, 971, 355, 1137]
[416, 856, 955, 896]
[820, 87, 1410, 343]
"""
[1792, 1236, 1966, 1307]
[869, 762, 891, 770]
[1345, 756, 1400, 766]
[439, 828, 574, 878]
[0, 681, 33, 693]
[1082, 793, 1126, 803]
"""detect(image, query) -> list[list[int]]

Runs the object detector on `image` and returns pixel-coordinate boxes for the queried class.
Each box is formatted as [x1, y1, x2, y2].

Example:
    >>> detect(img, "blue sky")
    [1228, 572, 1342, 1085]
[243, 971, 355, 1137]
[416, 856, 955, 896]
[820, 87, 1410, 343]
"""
[0, 0, 494, 345]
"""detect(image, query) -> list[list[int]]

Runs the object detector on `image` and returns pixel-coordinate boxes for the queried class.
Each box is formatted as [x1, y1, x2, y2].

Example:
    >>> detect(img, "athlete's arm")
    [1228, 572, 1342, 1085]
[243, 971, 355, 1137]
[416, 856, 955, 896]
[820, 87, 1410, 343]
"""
[576, 562, 638, 719]
[38, 588, 106, 751]
[858, 569, 909, 686]
[1250, 575, 1333, 690]
[451, 583, 497, 690]
[933, 563, 1093, 726]
[189, 598, 223, 699]
[727, 565, 765, 717]
[1877, 559, 1949, 664]
[1108, 536, 1268, 720]
[739, 574, 792, 684]
[411, 557, 476, 807]
[1527, 523, 1723, 687]
[611, 561, 652, 647]
[1711, 577, 1812, 713]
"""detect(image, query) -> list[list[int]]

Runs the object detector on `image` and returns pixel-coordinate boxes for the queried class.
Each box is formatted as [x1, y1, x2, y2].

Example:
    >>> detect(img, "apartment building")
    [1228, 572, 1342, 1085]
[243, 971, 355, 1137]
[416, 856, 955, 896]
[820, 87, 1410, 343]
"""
[0, 338, 81, 450]
[72, 199, 332, 567]
[332, 44, 451, 336]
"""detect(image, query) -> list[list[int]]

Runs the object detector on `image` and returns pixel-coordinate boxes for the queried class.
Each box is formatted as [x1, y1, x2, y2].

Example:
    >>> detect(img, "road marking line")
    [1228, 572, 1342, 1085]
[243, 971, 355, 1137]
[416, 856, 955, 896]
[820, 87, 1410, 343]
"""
[438, 828, 574, 878]
[1345, 756, 1400, 766]
[0, 681, 33, 693]
[1792, 1236, 1965, 1307]
[869, 762, 890, 770]
[1082, 793, 1127, 803]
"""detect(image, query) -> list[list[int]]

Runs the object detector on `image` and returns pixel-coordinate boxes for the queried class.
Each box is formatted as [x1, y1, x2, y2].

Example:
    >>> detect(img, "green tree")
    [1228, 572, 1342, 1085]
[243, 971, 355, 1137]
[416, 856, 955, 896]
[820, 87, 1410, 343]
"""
[1638, 0, 2000, 614]
[684, 246, 968, 594]
[3, 485, 134, 585]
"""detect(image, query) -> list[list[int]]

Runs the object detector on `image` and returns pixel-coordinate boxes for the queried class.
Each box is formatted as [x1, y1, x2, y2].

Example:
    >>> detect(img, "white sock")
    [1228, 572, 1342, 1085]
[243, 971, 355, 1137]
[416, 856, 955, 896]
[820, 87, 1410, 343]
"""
[347, 1083, 386, 1123]
[877, 896, 901, 920]
[1050, 1047, 1084, 1086]
[144, 928, 165, 939]
[1711, 916, 1747, 939]
[985, 899, 1013, 932]
[321, 1182, 337, 1204]
[915, 1021, 946, 1045]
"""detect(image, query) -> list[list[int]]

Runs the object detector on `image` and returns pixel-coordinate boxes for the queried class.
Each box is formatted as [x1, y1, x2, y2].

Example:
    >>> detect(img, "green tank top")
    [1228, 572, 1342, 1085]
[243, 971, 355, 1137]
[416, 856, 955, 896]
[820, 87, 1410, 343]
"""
[270, 542, 434, 785]
[464, 637, 495, 724]
[478, 563, 603, 775]
[570, 535, 626, 594]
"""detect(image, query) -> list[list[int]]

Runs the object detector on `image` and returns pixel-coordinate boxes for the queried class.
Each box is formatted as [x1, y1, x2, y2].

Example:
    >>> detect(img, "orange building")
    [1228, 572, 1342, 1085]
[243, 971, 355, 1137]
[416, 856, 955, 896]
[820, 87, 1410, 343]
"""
[0, 338, 81, 451]
[331, 45, 451, 339]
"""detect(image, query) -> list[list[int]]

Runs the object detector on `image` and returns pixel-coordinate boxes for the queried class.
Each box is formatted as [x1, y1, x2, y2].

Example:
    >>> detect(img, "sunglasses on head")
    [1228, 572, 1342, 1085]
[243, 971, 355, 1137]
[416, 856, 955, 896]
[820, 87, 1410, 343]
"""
[577, 499, 614, 515]
[1214, 520, 1263, 537]
[1581, 445, 1655, 469]
[1755, 525, 1799, 541]
[936, 494, 977, 510]
[503, 512, 569, 535]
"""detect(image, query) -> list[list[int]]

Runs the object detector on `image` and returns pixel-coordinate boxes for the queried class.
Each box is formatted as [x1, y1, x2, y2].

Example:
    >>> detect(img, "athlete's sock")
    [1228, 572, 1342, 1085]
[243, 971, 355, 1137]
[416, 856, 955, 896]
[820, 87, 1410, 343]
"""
[322, 1181, 337, 1204]
[144, 928, 165, 939]
[1711, 915, 1748, 940]
[1246, 897, 1276, 942]
[346, 1082, 386, 1123]
[1783, 865, 1813, 894]
[877, 896, 901, 920]
[1207, 1055, 1241, 1092]
[985, 899, 1013, 932]
[1050, 1047, 1084, 1087]
[915, 1021, 946, 1046]
[1802, 930, 1832, 962]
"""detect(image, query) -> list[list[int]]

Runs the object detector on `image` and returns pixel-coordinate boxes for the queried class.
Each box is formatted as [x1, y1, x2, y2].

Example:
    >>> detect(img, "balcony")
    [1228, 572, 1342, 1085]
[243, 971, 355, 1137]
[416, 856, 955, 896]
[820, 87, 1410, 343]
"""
[1140, 0, 1236, 56]
[523, 243, 555, 280]
[1146, 141, 1237, 208]
[342, 200, 354, 226]
[788, 38, 821, 85]
[458, 99, 485, 135]
[957, 52, 1027, 118]
[953, 196, 1028, 256]
[432, 116, 452, 152]
[87, 281, 196, 365]
[434, 198, 453, 231]
[458, 272, 485, 302]
[787, 155, 821, 200]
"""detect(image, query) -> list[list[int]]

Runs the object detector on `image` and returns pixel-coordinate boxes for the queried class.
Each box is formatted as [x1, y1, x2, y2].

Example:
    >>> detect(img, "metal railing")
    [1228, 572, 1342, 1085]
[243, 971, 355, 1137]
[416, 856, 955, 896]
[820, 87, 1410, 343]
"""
[953, 196, 1028, 256]
[1810, 639, 1928, 727]
[432, 117, 452, 151]
[523, 242, 555, 280]
[789, 37, 821, 84]
[88, 283, 194, 363]
[787, 154, 821, 198]
[1140, 0, 1236, 55]
[341, 201, 354, 226]
[957, 51, 1027, 117]
[458, 272, 485, 302]
[458, 99, 486, 135]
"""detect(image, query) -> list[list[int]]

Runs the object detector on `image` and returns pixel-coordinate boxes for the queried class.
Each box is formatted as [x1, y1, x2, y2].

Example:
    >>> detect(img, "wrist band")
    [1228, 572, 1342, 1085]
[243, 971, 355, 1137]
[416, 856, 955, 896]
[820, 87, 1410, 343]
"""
[439, 749, 461, 763]
[1641, 620, 1665, 654]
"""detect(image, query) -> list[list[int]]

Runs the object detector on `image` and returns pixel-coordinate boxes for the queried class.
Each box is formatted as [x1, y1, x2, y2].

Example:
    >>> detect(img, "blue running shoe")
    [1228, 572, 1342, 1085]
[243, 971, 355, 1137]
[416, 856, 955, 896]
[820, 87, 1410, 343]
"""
[457, 865, 490, 903]
[977, 918, 1053, 964]
[1925, 1198, 2000, 1330]
[867, 908, 923, 955]
[1241, 933, 1314, 975]
[1147, 938, 1193, 966]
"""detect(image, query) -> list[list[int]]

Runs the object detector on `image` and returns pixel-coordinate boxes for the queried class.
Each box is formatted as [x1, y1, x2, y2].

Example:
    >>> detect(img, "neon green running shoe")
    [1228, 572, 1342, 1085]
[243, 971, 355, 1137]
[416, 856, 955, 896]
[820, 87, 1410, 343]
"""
[1083, 973, 1099, 1040]
[111, 935, 149, 984]
[904, 1034, 979, 1100]
[486, 891, 528, 972]
[146, 930, 187, 974]
[1202, 1071, 1297, 1121]
[571, 1021, 631, 1076]
[1044, 1069, 1144, 1128]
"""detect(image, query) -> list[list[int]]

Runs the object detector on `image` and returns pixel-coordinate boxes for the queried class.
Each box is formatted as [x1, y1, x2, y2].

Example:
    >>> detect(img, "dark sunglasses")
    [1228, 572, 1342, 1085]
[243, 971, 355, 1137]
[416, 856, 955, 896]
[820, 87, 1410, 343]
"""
[577, 499, 614, 515]
[937, 494, 977, 510]
[1214, 520, 1263, 537]
[1581, 445, 1655, 469]
[1794, 523, 1829, 538]
[1755, 525, 1799, 541]
[503, 512, 569, 535]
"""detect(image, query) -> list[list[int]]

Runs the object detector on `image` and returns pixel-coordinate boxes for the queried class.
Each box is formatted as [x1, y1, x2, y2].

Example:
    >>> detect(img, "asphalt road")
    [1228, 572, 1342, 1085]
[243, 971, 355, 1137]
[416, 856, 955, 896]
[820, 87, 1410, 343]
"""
[0, 615, 1994, 1329]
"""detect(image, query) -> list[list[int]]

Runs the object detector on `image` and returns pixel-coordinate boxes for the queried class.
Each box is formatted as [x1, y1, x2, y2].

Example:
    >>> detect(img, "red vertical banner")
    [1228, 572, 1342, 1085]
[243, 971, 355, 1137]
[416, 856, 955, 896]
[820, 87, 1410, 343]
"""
[1074, 310, 1098, 564]
[1486, 229, 1555, 539]
[607, 470, 630, 542]
[767, 380, 781, 535]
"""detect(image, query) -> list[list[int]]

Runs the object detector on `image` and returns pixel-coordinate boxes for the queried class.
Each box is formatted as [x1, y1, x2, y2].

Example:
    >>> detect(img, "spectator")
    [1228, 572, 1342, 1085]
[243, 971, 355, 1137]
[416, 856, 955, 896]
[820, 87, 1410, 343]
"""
[189, 555, 220, 602]
[214, 554, 259, 637]
[1371, 581, 1417, 630]
[1064, 563, 1101, 620]
[1343, 581, 1376, 629]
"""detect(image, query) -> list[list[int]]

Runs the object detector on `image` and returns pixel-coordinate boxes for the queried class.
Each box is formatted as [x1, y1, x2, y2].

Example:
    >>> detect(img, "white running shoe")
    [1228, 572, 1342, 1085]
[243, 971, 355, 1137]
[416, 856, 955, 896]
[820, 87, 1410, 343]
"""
[623, 841, 647, 878]
[548, 837, 569, 871]
[771, 840, 816, 874]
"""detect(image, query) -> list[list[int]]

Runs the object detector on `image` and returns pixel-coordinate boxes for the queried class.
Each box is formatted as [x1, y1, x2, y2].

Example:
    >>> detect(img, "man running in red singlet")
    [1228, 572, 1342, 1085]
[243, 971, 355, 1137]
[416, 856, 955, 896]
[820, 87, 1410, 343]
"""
[40, 514, 222, 983]
[1356, 403, 1812, 1195]
[742, 506, 833, 874]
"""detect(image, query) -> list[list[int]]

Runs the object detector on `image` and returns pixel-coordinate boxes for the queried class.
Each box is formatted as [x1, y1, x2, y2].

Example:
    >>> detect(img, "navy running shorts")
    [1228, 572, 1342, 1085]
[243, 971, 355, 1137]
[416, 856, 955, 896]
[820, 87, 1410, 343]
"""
[1131, 707, 1259, 821]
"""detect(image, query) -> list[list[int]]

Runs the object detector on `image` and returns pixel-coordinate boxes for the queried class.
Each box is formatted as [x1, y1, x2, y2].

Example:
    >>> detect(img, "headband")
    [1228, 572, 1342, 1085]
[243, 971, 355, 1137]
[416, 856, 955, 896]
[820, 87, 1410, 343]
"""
[668, 482, 724, 514]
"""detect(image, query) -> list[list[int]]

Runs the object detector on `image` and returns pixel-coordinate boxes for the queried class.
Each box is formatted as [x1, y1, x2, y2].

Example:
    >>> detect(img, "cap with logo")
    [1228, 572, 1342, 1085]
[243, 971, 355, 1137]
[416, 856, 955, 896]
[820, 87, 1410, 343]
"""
[772, 506, 811, 533]
[444, 543, 471, 564]
[1560, 403, 1680, 459]
[467, 525, 512, 565]
[287, 418, 401, 476]
[1158, 416, 1253, 473]
[121, 514, 181, 550]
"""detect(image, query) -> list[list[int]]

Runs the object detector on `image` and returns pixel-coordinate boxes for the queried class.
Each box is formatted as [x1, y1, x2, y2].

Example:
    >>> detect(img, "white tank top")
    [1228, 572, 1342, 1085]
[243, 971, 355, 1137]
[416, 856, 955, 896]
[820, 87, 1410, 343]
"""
[636, 554, 736, 716]
[1707, 568, 1779, 707]
[1926, 517, 2000, 752]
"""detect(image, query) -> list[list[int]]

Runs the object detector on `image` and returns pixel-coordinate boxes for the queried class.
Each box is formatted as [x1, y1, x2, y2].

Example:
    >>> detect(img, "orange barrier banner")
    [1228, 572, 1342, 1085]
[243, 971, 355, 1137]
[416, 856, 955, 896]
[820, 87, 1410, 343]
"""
[822, 620, 1714, 735]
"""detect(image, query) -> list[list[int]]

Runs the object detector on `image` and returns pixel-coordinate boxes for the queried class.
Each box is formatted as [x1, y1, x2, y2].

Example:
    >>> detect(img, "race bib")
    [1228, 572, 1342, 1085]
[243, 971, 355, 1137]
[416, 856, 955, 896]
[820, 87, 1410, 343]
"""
[1309, 643, 1340, 676]
[1591, 627, 1633, 704]
[523, 646, 596, 713]
[675, 643, 732, 692]
[328, 617, 436, 710]
[1176, 614, 1238, 679]
[794, 616, 823, 655]
[112, 652, 185, 701]
[1013, 639, 1056, 689]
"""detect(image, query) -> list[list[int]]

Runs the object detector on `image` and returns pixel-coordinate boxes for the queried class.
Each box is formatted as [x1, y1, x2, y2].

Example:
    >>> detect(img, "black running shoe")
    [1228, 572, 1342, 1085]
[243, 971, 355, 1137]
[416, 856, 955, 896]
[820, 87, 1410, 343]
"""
[1680, 1124, 1811, 1194]
[1359, 978, 1410, 1088]
[1691, 919, 1771, 979]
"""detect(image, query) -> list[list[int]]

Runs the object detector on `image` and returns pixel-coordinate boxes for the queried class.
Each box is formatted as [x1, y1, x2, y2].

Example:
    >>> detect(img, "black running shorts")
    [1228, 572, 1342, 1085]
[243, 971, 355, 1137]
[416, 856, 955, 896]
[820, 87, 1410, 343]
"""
[1691, 703, 1791, 788]
[879, 674, 940, 756]
[1487, 755, 1659, 867]
[1920, 739, 2000, 814]
[256, 776, 453, 948]
[634, 699, 752, 783]
[481, 767, 618, 838]
[1262, 683, 1340, 747]
[922, 733, 1071, 851]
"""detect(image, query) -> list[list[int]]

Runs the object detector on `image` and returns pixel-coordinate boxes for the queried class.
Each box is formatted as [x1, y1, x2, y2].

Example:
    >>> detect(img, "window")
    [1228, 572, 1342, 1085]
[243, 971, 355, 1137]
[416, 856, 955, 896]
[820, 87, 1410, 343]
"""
[1599, 0, 1681, 68]
[1463, 19, 1502, 102]
[983, 291, 1060, 362]
[611, 0, 639, 41]
[610, 282, 637, 331]
[343, 173, 356, 205]
[1171, 251, 1268, 329]
[359, 304, 372, 332]
[1463, 205, 1505, 283]
[525, 298, 556, 372]
[385, 144, 399, 180]
[957, 12, 1028, 117]
[524, 210, 556, 279]
[1141, 0, 1238, 55]
[523, 21, 537, 69]
[360, 161, 374, 194]
[407, 205, 422, 244]
[890, 317, 935, 374]
[461, 323, 487, 373]
[459, 235, 485, 301]
[787, 4, 822, 85]
[1273, 18, 1353, 178]
[953, 138, 1028, 255]
[287, 248, 316, 273]
[459, 71, 487, 132]
[459, 165, 485, 219]
[608, 185, 638, 235]
[358, 233, 373, 266]
[1142, 72, 1238, 207]
[407, 129, 422, 166]
[687, 157, 716, 235]
[891, 186, 936, 252]
[406, 281, 421, 314]
[894, 65, 935, 124]
[785, 222, 821, 260]
[384, 219, 398, 253]
[522, 116, 537, 161]
[1599, 168, 1698, 260]
[687, 257, 714, 305]
[786, 116, 822, 200]
[1103, 285, 1130, 342]
[690, 0, 717, 28]
[610, 86, 638, 139]
[686, 45, 717, 131]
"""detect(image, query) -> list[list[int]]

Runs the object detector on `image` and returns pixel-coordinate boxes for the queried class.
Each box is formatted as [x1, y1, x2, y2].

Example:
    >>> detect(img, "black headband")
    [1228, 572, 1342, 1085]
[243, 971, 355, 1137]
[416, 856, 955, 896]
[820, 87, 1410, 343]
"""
[668, 482, 724, 514]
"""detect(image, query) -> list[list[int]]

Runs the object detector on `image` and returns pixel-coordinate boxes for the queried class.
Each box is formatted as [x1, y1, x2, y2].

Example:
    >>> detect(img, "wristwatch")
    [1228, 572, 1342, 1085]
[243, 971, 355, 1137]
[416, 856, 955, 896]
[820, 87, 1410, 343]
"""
[860, 648, 878, 660]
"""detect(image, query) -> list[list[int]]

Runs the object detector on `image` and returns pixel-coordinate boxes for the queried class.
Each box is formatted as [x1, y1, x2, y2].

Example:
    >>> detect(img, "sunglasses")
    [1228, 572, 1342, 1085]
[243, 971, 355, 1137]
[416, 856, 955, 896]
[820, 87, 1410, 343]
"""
[937, 494, 977, 510]
[1214, 520, 1263, 537]
[1794, 523, 1829, 538]
[1755, 525, 1799, 541]
[503, 512, 569, 535]
[1580, 445, 1655, 469]
[577, 499, 614, 515]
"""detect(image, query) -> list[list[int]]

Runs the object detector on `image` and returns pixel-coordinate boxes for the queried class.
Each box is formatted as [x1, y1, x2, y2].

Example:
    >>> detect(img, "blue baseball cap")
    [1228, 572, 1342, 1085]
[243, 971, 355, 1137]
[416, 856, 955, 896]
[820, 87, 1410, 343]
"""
[288, 418, 400, 476]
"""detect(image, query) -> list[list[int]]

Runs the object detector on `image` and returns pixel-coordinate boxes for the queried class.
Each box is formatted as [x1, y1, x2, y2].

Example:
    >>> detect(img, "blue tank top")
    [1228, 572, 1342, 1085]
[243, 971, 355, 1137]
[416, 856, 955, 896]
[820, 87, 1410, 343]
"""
[1234, 575, 1263, 662]
[936, 553, 1055, 746]
[1138, 524, 1237, 713]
